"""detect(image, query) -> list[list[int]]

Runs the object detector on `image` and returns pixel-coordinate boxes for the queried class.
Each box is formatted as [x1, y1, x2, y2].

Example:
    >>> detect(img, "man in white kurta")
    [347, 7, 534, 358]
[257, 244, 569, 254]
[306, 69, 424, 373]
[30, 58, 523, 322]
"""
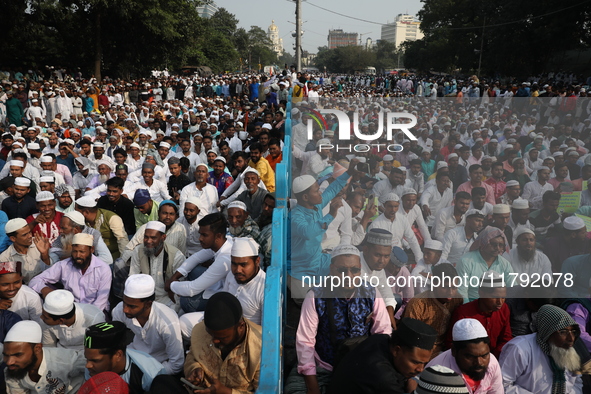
[420, 178, 454, 227]
[502, 228, 552, 281]
[499, 304, 583, 394]
[179, 163, 219, 213]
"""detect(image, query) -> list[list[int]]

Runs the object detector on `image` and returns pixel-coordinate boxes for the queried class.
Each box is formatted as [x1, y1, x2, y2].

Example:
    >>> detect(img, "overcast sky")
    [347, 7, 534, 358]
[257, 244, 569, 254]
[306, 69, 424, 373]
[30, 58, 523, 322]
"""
[214, 0, 423, 55]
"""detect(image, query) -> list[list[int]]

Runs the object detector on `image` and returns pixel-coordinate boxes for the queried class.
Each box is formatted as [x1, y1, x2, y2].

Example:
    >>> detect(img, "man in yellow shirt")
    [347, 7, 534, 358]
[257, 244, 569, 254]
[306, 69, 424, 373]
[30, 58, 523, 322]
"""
[248, 143, 275, 192]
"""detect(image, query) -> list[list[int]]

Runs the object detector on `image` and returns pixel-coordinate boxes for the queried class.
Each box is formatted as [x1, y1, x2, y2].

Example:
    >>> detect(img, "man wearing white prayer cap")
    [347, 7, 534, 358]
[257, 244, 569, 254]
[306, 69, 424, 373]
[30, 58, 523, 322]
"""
[508, 198, 534, 245]
[449, 271, 511, 359]
[227, 200, 259, 238]
[128, 220, 185, 311]
[543, 215, 589, 273]
[284, 243, 392, 394]
[112, 274, 184, 375]
[38, 175, 56, 193]
[490, 204, 514, 248]
[29, 232, 112, 312]
[499, 179, 521, 206]
[72, 156, 96, 198]
[40, 289, 105, 350]
[372, 167, 412, 205]
[411, 239, 452, 293]
[26, 190, 63, 244]
[4, 320, 87, 393]
[1, 175, 38, 220]
[427, 318, 504, 393]
[177, 196, 203, 255]
[503, 227, 552, 282]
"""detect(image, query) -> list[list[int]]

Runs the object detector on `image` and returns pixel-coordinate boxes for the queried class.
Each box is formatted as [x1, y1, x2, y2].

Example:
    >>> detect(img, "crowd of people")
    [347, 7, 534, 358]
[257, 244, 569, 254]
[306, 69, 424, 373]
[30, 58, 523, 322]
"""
[0, 65, 590, 393]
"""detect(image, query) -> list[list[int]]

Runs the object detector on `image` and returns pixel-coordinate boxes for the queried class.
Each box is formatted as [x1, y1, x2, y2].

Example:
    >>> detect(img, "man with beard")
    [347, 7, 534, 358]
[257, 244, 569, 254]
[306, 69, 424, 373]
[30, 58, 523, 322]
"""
[83, 321, 165, 393]
[89, 142, 115, 169]
[432, 191, 472, 242]
[174, 138, 201, 174]
[179, 163, 218, 214]
[521, 166, 554, 210]
[441, 209, 483, 266]
[508, 198, 534, 245]
[1, 177, 37, 220]
[29, 233, 112, 312]
[150, 292, 262, 394]
[72, 157, 96, 199]
[503, 228, 552, 280]
[166, 157, 191, 205]
[236, 168, 268, 221]
[227, 201, 260, 239]
[84, 160, 114, 193]
[4, 320, 86, 394]
[178, 238, 266, 345]
[248, 142, 275, 192]
[330, 317, 437, 394]
[427, 319, 504, 393]
[49, 211, 112, 265]
[373, 167, 412, 204]
[166, 213, 232, 313]
[489, 204, 513, 249]
[456, 165, 496, 205]
[25, 191, 63, 244]
[218, 152, 267, 209]
[499, 304, 583, 393]
[133, 189, 159, 230]
[177, 197, 202, 256]
[128, 221, 185, 311]
[112, 274, 183, 375]
[0, 260, 43, 324]
[499, 180, 521, 206]
[256, 193, 275, 270]
[544, 216, 589, 273]
[449, 272, 513, 359]
[96, 176, 136, 236]
[207, 156, 233, 198]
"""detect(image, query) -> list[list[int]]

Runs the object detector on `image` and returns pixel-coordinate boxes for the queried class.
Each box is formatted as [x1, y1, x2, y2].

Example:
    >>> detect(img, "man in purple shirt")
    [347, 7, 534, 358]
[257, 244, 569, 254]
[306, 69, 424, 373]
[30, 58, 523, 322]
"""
[563, 298, 591, 352]
[28, 233, 112, 312]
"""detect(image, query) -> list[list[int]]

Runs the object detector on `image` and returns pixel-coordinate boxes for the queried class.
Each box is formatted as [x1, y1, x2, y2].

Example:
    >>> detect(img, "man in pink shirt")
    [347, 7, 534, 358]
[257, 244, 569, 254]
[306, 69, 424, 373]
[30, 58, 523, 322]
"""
[285, 244, 391, 394]
[457, 164, 496, 205]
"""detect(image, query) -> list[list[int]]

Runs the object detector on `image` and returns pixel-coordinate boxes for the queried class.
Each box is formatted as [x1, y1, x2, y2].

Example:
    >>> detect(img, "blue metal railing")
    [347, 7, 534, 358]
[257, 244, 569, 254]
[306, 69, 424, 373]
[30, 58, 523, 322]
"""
[258, 91, 292, 393]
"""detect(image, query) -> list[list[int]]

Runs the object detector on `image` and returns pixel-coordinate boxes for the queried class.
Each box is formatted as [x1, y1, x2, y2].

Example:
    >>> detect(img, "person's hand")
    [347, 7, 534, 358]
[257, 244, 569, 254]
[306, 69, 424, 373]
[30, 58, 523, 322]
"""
[195, 377, 230, 394]
[347, 158, 360, 176]
[0, 299, 12, 310]
[167, 290, 175, 303]
[33, 233, 50, 255]
[34, 215, 48, 225]
[405, 378, 418, 393]
[187, 368, 204, 387]
[329, 197, 343, 217]
[422, 205, 432, 218]
[363, 204, 377, 219]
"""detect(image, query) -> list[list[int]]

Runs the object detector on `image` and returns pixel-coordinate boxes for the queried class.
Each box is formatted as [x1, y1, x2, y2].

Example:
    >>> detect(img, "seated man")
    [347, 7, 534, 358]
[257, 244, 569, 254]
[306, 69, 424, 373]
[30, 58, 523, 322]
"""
[329, 318, 438, 394]
[489, 204, 513, 249]
[440, 209, 484, 267]
[4, 320, 86, 393]
[149, 292, 262, 393]
[256, 193, 276, 270]
[1, 177, 37, 220]
[0, 261, 43, 324]
[95, 175, 136, 236]
[112, 274, 184, 375]
[179, 237, 266, 344]
[449, 272, 512, 359]
[499, 304, 583, 393]
[54, 184, 76, 214]
[236, 168, 268, 221]
[431, 191, 471, 241]
[133, 188, 159, 230]
[427, 318, 504, 393]
[562, 297, 591, 353]
[544, 216, 589, 273]
[403, 263, 463, 359]
[129, 221, 185, 310]
[285, 244, 392, 394]
[40, 289, 105, 350]
[528, 190, 561, 240]
[177, 196, 203, 256]
[49, 211, 112, 265]
[167, 213, 232, 313]
[26, 191, 63, 244]
[503, 228, 552, 280]
[29, 233, 112, 312]
[84, 321, 166, 393]
[385, 246, 414, 318]
[0, 218, 51, 283]
[227, 200, 260, 239]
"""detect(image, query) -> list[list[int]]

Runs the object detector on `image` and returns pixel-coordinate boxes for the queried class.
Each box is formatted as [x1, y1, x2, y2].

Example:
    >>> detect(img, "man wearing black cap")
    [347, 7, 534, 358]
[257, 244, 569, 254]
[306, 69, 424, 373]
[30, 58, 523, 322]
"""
[83, 321, 165, 394]
[330, 317, 438, 393]
[150, 292, 262, 393]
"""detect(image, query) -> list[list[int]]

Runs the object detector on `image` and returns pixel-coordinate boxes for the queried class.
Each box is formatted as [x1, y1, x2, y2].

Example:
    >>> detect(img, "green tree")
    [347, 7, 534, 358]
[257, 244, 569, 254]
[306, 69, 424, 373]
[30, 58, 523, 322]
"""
[313, 46, 375, 73]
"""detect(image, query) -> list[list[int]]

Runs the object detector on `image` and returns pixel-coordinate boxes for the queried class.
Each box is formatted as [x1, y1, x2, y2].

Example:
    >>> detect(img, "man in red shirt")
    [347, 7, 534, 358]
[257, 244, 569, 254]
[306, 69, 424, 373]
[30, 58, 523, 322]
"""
[447, 271, 512, 358]
[484, 162, 506, 204]
[266, 138, 283, 172]
[26, 191, 64, 244]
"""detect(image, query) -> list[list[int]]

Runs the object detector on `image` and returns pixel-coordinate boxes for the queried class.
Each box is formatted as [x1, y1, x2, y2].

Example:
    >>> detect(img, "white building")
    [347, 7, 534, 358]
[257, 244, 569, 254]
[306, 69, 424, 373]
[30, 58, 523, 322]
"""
[268, 20, 283, 56]
[380, 14, 424, 48]
[196, 2, 219, 19]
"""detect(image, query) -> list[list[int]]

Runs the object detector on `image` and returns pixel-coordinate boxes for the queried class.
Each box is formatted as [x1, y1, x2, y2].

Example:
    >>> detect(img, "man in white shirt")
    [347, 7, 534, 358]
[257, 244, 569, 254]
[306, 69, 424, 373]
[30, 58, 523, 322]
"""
[441, 209, 484, 265]
[420, 172, 453, 227]
[503, 228, 552, 282]
[40, 289, 104, 350]
[522, 166, 554, 209]
[179, 163, 218, 214]
[292, 139, 332, 178]
[432, 191, 471, 241]
[372, 167, 412, 204]
[508, 198, 535, 244]
[178, 237, 266, 343]
[177, 196, 203, 256]
[112, 274, 184, 375]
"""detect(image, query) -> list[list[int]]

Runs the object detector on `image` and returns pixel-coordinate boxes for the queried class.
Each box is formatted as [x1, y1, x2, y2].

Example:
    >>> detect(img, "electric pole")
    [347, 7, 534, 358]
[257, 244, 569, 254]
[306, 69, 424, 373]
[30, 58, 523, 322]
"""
[295, 0, 302, 71]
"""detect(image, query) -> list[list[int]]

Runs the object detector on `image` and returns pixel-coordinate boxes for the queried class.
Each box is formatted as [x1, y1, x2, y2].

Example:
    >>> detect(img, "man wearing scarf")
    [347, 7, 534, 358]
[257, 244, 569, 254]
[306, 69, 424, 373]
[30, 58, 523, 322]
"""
[499, 304, 583, 393]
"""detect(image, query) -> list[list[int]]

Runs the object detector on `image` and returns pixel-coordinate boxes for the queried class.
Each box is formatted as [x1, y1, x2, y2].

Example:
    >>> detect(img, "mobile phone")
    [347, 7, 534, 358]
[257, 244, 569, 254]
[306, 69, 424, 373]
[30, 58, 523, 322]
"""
[180, 377, 205, 391]
[356, 162, 369, 173]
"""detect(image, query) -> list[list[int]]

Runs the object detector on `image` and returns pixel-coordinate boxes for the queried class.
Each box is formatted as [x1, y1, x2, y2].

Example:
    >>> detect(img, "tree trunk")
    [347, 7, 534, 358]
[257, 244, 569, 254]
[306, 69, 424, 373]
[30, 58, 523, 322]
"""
[94, 10, 102, 83]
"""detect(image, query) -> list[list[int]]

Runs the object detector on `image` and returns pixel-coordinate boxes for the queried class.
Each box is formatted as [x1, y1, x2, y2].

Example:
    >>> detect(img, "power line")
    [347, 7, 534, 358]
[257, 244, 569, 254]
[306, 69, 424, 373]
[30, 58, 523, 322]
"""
[304, 2, 384, 25]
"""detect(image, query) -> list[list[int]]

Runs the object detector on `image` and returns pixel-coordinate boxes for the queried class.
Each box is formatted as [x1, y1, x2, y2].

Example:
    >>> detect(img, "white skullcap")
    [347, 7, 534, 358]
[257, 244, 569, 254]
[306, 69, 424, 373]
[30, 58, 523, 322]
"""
[65, 211, 86, 226]
[5, 321, 43, 343]
[64, 138, 75, 145]
[448, 153, 458, 159]
[293, 175, 317, 194]
[505, 180, 520, 188]
[72, 233, 94, 246]
[537, 166, 550, 172]
[331, 244, 360, 259]
[493, 204, 510, 214]
[231, 237, 260, 257]
[76, 195, 97, 208]
[512, 198, 529, 210]
[424, 240, 443, 251]
[27, 143, 40, 150]
[383, 154, 394, 162]
[39, 176, 55, 183]
[382, 192, 400, 203]
[228, 201, 247, 211]
[505, 144, 514, 150]
[480, 271, 505, 288]
[35, 191, 55, 202]
[401, 188, 417, 198]
[465, 209, 485, 218]
[261, 123, 273, 130]
[130, 142, 141, 149]
[454, 144, 463, 149]
[214, 156, 226, 164]
[93, 142, 104, 147]
[146, 221, 166, 233]
[564, 216, 586, 231]
[5, 218, 28, 234]
[316, 138, 331, 147]
[40, 156, 53, 163]
[9, 160, 24, 168]
[515, 227, 535, 239]
[43, 290, 75, 316]
[437, 161, 448, 169]
[184, 197, 201, 209]
[243, 167, 260, 177]
[96, 160, 114, 171]
[195, 163, 209, 170]
[124, 274, 155, 299]
[452, 318, 488, 342]
[398, 166, 407, 172]
[159, 142, 171, 149]
[553, 151, 564, 157]
[14, 177, 30, 187]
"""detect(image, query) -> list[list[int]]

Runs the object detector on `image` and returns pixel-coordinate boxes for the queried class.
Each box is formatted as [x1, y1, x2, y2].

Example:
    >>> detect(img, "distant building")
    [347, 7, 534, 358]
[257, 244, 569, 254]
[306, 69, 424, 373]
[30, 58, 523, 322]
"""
[196, 2, 219, 19]
[268, 20, 284, 56]
[328, 29, 358, 49]
[380, 14, 423, 48]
